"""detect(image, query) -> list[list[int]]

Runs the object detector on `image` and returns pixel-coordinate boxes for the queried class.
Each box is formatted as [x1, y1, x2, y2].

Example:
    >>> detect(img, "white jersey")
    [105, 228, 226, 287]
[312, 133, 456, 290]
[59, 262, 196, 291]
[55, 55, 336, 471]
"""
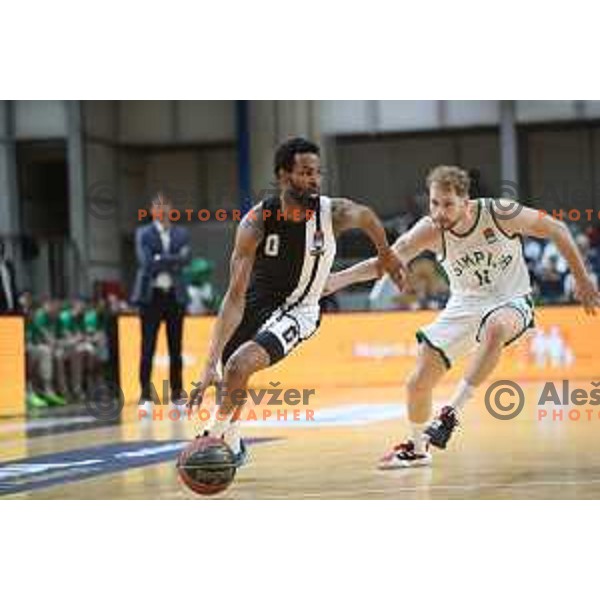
[439, 198, 532, 307]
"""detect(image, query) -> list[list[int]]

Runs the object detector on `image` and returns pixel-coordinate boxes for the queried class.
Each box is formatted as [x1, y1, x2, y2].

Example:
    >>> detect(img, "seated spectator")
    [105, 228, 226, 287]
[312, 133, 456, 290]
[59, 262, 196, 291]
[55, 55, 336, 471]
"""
[26, 298, 66, 409]
[523, 237, 544, 269]
[575, 232, 594, 258]
[523, 238, 543, 291]
[536, 255, 564, 303]
[73, 298, 109, 392]
[408, 255, 450, 309]
[184, 258, 219, 315]
[586, 224, 600, 249]
[564, 234, 599, 303]
[369, 252, 449, 311]
[576, 232, 600, 278]
[564, 268, 598, 302]
[89, 299, 110, 385]
[103, 293, 127, 384]
[369, 274, 402, 311]
[541, 239, 568, 275]
[54, 300, 87, 403]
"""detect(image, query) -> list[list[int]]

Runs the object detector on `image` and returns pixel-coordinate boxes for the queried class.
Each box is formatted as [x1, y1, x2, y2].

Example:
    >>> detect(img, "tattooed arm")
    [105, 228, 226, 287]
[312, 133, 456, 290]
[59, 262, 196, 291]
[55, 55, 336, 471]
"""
[327, 197, 405, 292]
[324, 216, 440, 296]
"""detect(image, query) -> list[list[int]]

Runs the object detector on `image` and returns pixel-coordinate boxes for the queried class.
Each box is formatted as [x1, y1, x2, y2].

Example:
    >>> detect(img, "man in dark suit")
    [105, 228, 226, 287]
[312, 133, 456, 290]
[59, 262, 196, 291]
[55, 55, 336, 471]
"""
[0, 241, 18, 314]
[131, 192, 191, 403]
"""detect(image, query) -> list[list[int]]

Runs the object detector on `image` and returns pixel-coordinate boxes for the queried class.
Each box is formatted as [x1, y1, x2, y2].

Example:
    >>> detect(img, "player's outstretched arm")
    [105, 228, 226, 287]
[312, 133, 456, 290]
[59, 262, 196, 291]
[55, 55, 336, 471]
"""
[497, 200, 600, 315]
[189, 211, 262, 406]
[330, 197, 405, 292]
[322, 256, 379, 296]
[323, 215, 438, 296]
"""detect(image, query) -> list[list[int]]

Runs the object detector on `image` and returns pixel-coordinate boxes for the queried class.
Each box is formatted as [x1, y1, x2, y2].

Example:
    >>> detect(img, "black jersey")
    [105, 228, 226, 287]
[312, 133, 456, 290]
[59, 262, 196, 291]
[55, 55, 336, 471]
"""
[222, 195, 336, 365]
[245, 195, 336, 316]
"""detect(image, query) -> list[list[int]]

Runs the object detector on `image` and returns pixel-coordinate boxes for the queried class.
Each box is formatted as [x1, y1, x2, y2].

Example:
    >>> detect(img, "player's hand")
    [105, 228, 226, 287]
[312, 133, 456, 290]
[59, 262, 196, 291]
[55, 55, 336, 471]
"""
[188, 361, 221, 411]
[377, 248, 405, 292]
[574, 274, 600, 316]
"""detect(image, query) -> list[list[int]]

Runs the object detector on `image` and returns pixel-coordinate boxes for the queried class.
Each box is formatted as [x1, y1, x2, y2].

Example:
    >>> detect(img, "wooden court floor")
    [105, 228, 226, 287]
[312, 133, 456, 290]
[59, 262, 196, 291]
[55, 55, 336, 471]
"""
[2, 381, 600, 500]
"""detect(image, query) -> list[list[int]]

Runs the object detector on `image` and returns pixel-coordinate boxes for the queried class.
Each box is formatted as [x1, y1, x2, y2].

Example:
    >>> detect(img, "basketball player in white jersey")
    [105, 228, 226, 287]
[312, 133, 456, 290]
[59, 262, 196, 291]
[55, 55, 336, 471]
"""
[324, 165, 600, 468]
[188, 138, 404, 465]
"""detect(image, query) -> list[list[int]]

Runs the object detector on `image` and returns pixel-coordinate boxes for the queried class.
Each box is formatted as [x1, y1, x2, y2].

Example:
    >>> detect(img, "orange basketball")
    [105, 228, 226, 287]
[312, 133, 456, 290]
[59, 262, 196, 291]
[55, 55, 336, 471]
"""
[176, 436, 237, 496]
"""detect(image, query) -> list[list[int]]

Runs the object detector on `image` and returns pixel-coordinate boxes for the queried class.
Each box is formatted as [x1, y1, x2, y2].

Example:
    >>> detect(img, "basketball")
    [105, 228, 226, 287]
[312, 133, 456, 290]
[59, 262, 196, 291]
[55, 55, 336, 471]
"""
[176, 436, 237, 496]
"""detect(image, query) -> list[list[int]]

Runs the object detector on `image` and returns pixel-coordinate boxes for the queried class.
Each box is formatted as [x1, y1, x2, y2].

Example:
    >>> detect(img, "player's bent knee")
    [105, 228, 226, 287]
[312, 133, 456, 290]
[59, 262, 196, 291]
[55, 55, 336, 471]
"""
[224, 350, 257, 383]
[224, 354, 247, 382]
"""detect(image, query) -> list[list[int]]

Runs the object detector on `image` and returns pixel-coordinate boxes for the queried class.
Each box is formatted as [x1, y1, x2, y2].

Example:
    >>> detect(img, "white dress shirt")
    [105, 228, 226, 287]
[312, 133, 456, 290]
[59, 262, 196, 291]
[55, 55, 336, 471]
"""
[153, 220, 174, 290]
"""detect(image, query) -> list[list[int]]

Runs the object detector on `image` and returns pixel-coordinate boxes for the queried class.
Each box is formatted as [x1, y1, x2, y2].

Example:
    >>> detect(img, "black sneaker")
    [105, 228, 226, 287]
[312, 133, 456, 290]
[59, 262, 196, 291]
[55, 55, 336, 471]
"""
[424, 406, 458, 449]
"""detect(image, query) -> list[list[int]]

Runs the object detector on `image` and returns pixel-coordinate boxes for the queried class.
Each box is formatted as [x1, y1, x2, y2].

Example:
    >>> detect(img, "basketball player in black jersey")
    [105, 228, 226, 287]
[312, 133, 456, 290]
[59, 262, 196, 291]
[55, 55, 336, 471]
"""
[188, 137, 404, 465]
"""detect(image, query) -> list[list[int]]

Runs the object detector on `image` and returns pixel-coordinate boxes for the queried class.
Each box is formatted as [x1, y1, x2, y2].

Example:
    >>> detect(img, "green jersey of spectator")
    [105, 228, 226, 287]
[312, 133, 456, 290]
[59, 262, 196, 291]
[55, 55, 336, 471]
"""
[82, 308, 103, 334]
[57, 307, 79, 338]
[27, 308, 58, 344]
[25, 311, 42, 344]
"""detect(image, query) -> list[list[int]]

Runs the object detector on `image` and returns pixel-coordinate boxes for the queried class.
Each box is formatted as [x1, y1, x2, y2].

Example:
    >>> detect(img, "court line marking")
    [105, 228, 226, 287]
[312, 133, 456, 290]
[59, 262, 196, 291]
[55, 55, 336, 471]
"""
[372, 477, 600, 493]
[244, 403, 407, 428]
[0, 415, 97, 434]
[288, 472, 600, 497]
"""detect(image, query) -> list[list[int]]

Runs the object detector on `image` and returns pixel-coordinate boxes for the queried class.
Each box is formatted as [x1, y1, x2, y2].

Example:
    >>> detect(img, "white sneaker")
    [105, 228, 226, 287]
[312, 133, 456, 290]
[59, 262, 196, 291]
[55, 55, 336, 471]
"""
[378, 440, 432, 469]
[138, 399, 154, 420]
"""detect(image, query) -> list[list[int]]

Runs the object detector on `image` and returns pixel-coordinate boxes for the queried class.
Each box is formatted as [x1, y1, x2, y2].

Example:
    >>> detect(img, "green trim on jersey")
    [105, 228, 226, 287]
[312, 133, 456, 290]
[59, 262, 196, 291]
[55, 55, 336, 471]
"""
[439, 228, 447, 263]
[448, 198, 482, 239]
[475, 294, 535, 346]
[489, 199, 520, 240]
[415, 329, 451, 369]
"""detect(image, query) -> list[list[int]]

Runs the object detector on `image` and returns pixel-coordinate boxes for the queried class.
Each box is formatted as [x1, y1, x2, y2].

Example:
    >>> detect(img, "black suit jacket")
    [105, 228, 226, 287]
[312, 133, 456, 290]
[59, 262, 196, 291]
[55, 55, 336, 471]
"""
[130, 222, 191, 308]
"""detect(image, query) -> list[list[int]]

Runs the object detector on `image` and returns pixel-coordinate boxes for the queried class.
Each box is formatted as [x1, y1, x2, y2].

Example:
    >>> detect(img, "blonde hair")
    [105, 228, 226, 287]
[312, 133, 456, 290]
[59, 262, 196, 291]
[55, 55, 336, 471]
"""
[426, 165, 471, 197]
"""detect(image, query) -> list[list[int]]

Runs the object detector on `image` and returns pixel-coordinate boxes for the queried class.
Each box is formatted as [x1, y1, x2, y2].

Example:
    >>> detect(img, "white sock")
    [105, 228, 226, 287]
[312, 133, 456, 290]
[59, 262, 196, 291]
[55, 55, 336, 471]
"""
[410, 422, 428, 454]
[225, 420, 242, 455]
[450, 379, 475, 412]
[204, 410, 231, 438]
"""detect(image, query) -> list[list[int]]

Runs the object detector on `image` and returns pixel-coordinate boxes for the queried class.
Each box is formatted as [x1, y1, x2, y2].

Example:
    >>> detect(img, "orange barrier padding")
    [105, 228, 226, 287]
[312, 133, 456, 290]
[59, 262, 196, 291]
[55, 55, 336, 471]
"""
[0, 316, 26, 417]
[118, 306, 600, 402]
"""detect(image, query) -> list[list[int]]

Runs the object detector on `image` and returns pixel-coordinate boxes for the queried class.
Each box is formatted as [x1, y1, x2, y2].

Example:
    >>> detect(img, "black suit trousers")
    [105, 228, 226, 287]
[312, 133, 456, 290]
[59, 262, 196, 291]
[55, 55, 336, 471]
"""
[139, 289, 184, 398]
